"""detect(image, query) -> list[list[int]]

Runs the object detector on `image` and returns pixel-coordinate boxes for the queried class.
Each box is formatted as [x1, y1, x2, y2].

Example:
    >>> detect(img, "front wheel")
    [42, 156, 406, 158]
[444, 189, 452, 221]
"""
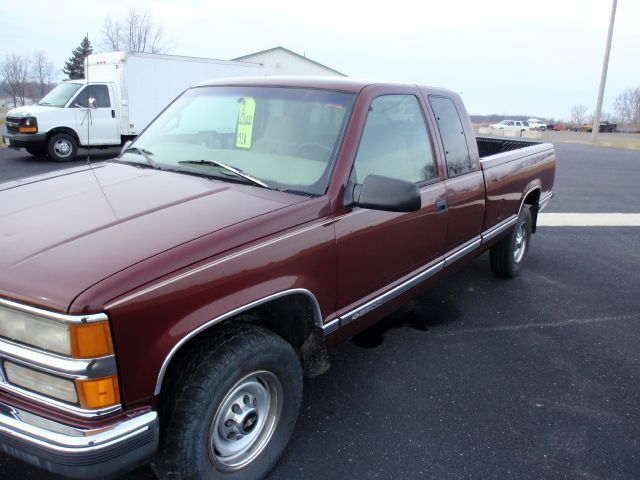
[490, 206, 532, 278]
[47, 133, 78, 161]
[152, 325, 302, 480]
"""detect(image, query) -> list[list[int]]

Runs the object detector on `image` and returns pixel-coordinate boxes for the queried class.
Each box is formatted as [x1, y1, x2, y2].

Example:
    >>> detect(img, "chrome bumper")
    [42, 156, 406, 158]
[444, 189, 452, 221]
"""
[0, 402, 158, 478]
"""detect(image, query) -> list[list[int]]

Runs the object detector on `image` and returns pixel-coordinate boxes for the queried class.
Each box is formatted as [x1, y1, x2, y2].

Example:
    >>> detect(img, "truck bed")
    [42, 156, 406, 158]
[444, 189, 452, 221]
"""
[476, 136, 540, 158]
[476, 136, 556, 233]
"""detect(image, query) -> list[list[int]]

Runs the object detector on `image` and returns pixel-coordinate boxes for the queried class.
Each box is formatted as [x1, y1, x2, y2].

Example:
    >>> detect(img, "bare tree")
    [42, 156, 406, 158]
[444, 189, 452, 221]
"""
[1, 53, 30, 107]
[30, 50, 55, 101]
[570, 104, 589, 127]
[613, 86, 640, 124]
[102, 8, 169, 53]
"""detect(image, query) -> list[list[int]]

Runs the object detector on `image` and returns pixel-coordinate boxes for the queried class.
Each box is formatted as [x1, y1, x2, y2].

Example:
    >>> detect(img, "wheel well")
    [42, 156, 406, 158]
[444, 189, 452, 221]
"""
[157, 292, 330, 395]
[521, 188, 541, 233]
[46, 128, 80, 144]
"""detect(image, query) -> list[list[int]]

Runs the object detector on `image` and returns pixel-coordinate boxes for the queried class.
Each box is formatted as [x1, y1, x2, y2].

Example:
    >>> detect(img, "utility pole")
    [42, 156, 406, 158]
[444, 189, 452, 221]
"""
[591, 0, 617, 142]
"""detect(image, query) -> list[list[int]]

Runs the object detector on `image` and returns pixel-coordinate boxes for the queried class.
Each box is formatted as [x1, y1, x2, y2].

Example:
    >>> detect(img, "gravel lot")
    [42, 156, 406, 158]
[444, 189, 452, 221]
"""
[0, 142, 639, 479]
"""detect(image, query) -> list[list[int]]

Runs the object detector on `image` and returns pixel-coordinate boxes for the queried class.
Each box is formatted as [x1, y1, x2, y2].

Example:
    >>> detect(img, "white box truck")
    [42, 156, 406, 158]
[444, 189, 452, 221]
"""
[2, 52, 264, 161]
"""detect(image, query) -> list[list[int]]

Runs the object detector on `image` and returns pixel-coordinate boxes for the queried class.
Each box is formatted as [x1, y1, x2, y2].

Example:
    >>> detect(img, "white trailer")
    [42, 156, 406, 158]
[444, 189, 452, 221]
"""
[2, 52, 264, 161]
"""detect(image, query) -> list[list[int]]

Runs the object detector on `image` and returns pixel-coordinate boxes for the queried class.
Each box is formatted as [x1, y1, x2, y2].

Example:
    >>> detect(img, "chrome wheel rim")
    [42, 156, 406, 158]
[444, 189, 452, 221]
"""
[54, 139, 72, 158]
[513, 223, 527, 263]
[209, 371, 282, 471]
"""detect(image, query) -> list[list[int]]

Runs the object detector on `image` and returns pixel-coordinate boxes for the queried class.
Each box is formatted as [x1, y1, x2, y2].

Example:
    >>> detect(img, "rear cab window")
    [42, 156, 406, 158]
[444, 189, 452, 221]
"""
[428, 96, 472, 178]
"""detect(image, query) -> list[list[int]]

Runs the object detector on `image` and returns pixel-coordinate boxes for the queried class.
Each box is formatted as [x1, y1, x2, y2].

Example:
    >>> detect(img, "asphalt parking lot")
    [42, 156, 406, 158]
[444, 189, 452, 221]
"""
[0, 142, 639, 479]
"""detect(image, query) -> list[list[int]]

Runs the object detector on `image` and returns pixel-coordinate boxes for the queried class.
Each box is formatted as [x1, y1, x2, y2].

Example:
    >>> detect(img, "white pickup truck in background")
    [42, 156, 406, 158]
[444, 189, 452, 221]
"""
[489, 119, 530, 132]
[2, 52, 264, 161]
[527, 118, 547, 131]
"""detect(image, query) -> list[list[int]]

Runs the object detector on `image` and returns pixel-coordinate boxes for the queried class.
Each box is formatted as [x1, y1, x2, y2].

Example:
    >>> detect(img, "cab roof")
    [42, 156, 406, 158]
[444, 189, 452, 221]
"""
[192, 76, 459, 95]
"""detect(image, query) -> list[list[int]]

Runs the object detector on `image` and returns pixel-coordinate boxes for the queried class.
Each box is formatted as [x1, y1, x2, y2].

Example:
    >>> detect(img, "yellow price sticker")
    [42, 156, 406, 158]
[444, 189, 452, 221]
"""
[236, 97, 256, 149]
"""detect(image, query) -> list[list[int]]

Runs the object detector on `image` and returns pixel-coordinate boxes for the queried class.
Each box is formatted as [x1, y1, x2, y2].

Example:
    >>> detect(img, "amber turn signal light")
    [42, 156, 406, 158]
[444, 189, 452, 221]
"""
[76, 375, 120, 409]
[18, 126, 37, 133]
[70, 321, 114, 358]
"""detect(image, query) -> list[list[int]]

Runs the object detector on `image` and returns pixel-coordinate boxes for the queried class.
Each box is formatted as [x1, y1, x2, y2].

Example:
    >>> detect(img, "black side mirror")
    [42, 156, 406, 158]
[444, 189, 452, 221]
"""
[352, 175, 421, 212]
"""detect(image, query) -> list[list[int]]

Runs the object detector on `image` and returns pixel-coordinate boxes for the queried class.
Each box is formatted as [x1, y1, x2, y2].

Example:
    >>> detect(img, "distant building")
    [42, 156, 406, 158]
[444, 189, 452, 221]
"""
[232, 46, 346, 77]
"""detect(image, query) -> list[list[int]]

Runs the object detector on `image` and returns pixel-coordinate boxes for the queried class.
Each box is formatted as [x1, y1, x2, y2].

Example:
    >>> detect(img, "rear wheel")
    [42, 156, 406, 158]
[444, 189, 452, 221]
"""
[490, 206, 532, 278]
[47, 133, 78, 161]
[25, 145, 47, 157]
[152, 325, 302, 480]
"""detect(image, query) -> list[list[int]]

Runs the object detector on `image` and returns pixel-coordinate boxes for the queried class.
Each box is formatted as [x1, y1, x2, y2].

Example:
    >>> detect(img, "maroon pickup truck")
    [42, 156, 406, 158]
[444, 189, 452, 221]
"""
[0, 77, 554, 479]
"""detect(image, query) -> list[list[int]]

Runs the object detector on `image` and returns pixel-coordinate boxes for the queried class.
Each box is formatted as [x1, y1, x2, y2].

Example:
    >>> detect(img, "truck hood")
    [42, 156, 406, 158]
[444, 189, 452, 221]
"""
[7, 105, 62, 118]
[0, 162, 304, 311]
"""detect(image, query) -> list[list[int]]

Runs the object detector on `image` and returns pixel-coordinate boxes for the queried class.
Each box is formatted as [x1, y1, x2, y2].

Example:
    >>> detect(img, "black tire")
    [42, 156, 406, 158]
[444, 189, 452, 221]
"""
[490, 206, 532, 278]
[152, 324, 303, 480]
[47, 133, 78, 161]
[25, 145, 47, 157]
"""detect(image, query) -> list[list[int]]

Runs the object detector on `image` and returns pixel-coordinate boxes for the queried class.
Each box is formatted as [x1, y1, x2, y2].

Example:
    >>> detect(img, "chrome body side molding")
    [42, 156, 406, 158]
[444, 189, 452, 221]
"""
[322, 318, 340, 335]
[332, 236, 484, 331]
[444, 237, 482, 266]
[340, 261, 445, 327]
[481, 216, 518, 244]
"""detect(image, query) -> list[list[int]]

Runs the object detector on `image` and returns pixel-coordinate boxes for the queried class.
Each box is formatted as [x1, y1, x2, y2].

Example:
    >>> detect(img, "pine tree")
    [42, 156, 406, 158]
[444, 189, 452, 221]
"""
[62, 36, 93, 80]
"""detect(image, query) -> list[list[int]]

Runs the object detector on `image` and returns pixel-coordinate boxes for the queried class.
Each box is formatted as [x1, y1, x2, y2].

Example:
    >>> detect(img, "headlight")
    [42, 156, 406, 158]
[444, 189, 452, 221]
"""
[4, 361, 79, 403]
[0, 304, 113, 358]
[18, 117, 38, 133]
[0, 305, 72, 355]
[0, 300, 121, 412]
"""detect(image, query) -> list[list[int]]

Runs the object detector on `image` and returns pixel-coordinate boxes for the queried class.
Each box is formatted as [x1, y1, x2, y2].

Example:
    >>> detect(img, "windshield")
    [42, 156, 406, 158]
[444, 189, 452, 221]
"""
[119, 86, 355, 196]
[39, 82, 83, 107]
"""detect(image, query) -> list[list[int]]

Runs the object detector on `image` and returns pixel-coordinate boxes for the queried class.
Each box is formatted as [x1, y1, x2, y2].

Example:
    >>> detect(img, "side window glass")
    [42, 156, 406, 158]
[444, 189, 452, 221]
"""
[90, 85, 111, 108]
[428, 96, 472, 178]
[73, 85, 111, 108]
[353, 95, 435, 184]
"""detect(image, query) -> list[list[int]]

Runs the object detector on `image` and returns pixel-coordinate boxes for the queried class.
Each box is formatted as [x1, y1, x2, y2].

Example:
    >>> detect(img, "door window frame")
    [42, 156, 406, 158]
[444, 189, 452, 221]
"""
[349, 92, 442, 189]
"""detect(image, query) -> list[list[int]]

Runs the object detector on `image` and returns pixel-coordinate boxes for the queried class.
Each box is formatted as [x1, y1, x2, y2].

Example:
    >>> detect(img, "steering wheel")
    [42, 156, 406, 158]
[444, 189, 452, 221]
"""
[296, 142, 332, 160]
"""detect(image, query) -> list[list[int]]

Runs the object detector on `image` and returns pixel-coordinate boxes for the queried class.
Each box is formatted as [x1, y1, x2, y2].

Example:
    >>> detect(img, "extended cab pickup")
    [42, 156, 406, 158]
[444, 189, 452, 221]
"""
[0, 77, 555, 479]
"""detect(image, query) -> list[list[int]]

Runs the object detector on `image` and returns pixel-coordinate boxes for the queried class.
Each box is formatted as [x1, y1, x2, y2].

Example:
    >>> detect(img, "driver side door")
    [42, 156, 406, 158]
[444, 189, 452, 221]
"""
[334, 91, 448, 323]
[72, 83, 120, 145]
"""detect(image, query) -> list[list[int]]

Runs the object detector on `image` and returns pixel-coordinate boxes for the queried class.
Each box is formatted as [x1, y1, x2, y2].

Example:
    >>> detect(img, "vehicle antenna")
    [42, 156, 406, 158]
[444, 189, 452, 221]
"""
[86, 32, 91, 167]
[83, 39, 117, 218]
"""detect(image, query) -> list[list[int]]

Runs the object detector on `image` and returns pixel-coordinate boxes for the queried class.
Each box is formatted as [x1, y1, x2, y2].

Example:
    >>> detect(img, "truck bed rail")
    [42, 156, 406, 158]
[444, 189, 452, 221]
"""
[476, 136, 540, 158]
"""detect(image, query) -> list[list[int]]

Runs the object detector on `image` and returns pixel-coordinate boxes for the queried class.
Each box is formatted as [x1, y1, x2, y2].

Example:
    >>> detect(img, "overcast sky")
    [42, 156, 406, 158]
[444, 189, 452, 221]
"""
[3, 0, 639, 119]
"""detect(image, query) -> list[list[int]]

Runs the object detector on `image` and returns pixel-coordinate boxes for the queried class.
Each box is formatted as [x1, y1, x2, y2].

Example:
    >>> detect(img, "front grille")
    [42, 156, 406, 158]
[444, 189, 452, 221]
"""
[5, 117, 20, 134]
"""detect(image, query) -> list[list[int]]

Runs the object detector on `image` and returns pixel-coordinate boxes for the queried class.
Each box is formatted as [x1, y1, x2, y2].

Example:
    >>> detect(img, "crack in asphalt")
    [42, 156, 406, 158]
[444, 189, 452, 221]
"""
[434, 314, 639, 337]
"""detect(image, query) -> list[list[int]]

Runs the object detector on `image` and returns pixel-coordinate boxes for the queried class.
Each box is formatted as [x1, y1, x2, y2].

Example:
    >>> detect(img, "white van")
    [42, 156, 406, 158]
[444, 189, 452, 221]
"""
[2, 52, 264, 161]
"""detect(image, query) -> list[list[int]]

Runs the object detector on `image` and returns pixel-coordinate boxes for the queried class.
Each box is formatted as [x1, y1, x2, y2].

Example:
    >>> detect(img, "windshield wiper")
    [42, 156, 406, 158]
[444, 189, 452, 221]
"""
[177, 160, 272, 189]
[122, 147, 161, 170]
